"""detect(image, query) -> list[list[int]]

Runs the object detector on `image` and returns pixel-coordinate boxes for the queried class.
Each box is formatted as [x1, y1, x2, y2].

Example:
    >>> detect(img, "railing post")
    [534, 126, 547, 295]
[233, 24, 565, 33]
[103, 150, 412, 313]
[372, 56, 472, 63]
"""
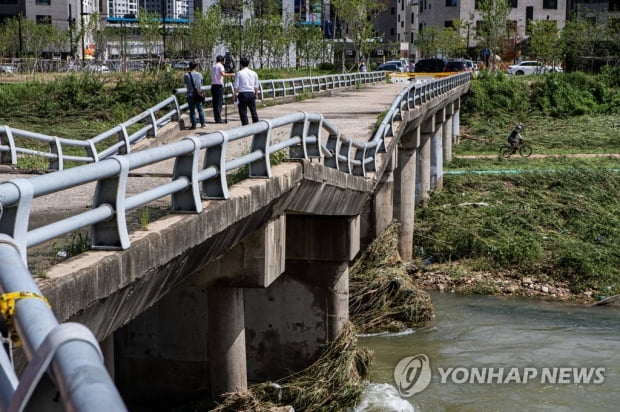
[172, 136, 203, 212]
[202, 131, 229, 199]
[0, 127, 17, 166]
[116, 124, 131, 155]
[250, 120, 272, 178]
[0, 178, 33, 264]
[48, 136, 63, 170]
[92, 155, 130, 249]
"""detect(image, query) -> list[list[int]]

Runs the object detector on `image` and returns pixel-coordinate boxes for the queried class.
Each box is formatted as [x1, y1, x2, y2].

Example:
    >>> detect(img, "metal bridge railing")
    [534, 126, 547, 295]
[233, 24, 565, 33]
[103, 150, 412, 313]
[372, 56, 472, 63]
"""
[0, 72, 385, 171]
[0, 71, 469, 411]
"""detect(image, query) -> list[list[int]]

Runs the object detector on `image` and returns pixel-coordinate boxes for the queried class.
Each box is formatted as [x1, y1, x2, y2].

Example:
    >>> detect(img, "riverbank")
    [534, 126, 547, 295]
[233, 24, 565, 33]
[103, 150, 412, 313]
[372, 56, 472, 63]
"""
[407, 261, 606, 304]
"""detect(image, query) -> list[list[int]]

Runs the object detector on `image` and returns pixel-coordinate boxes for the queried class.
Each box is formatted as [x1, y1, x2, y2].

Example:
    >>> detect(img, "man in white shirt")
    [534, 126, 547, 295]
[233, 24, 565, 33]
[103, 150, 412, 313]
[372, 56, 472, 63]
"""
[211, 55, 235, 123]
[232, 57, 260, 126]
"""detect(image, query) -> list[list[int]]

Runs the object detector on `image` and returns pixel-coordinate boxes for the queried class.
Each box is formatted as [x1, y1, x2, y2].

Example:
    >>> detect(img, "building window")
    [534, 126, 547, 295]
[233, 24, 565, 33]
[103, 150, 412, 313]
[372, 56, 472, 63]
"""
[509, 0, 518, 7]
[475, 0, 478, 8]
[611, 0, 620, 12]
[391, 28, 396, 35]
[35, 0, 50, 4]
[445, 21, 454, 28]
[446, 0, 457, 6]
[391, 7, 395, 14]
[543, 0, 557, 9]
[36, 15, 52, 24]
[0, 0, 19, 3]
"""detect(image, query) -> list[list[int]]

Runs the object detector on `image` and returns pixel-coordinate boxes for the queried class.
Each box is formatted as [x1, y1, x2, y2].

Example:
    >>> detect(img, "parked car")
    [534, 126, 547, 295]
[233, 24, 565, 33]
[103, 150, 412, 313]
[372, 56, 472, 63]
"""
[376, 62, 402, 72]
[444, 60, 468, 72]
[384, 60, 406, 72]
[414, 58, 447, 73]
[507, 61, 559, 75]
[173, 60, 191, 70]
[0, 65, 15, 74]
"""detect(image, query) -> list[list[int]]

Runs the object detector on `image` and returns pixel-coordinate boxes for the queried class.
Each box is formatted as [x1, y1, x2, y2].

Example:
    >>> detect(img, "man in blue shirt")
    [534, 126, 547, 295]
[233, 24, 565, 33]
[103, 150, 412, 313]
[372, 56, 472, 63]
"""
[183, 61, 206, 129]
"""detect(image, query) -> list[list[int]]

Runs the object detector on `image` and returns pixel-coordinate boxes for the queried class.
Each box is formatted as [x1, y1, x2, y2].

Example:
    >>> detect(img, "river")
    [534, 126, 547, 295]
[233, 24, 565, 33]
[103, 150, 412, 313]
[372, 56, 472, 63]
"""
[355, 292, 620, 411]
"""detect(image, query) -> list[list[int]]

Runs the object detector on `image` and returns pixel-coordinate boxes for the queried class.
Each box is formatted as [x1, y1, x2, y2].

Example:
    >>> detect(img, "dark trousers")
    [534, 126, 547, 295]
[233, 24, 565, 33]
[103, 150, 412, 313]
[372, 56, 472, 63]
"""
[237, 91, 258, 126]
[211, 84, 224, 122]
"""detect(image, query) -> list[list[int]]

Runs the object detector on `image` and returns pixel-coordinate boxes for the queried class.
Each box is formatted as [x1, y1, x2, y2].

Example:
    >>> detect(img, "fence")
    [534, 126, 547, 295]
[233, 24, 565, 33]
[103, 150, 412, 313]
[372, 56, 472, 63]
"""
[0, 71, 385, 171]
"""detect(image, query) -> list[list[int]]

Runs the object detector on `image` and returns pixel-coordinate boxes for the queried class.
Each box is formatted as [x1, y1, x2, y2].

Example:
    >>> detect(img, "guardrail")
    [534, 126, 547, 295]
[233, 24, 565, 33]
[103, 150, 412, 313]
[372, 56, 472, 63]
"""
[0, 72, 469, 264]
[0, 71, 470, 411]
[0, 71, 385, 171]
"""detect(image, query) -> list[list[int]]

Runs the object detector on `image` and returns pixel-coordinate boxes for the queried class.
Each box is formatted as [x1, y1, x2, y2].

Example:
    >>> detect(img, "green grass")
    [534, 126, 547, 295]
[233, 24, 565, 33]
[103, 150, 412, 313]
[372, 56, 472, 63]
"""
[458, 113, 620, 156]
[415, 168, 620, 294]
[447, 155, 620, 172]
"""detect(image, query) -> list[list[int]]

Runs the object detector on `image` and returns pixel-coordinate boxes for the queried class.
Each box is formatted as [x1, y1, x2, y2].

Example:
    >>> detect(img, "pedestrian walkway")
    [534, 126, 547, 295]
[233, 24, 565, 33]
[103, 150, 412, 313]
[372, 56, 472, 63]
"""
[4, 82, 408, 225]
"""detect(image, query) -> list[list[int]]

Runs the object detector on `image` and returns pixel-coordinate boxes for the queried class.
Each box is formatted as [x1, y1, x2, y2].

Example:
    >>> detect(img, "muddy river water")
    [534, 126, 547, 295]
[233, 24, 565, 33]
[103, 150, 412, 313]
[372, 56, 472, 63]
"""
[355, 292, 620, 411]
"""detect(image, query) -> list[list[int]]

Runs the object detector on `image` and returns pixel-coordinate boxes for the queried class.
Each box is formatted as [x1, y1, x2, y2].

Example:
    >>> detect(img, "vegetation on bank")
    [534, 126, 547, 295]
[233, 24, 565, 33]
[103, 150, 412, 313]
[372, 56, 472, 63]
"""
[416, 71, 620, 297]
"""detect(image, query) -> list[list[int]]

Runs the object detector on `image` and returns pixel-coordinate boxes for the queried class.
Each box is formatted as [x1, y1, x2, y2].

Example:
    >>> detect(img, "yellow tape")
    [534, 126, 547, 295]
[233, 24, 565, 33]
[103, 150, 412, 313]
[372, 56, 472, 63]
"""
[0, 291, 50, 347]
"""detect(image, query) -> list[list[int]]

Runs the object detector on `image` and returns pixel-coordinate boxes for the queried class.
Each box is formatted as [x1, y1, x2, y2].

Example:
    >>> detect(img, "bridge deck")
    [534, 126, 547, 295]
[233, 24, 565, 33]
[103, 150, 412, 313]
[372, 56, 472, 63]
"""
[7, 82, 407, 272]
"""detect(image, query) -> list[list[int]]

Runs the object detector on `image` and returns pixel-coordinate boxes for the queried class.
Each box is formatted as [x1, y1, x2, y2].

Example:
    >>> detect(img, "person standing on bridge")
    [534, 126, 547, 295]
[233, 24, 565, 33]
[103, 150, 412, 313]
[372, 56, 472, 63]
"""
[211, 55, 235, 124]
[184, 61, 206, 130]
[232, 57, 260, 126]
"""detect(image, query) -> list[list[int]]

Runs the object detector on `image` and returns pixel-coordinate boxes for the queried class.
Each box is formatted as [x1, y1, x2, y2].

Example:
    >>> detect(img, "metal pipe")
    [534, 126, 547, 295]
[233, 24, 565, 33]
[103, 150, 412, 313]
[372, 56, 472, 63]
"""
[0, 236, 126, 411]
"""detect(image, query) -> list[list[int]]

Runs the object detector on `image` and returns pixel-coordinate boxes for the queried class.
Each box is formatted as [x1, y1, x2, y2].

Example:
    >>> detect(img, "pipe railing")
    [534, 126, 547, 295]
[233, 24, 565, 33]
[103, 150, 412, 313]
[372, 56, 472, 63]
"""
[0, 72, 385, 172]
[0, 72, 470, 265]
[0, 71, 470, 411]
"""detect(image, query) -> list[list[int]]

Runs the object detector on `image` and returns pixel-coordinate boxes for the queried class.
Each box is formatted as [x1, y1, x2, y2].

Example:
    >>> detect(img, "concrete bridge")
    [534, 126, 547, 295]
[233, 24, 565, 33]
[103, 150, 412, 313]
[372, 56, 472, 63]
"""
[0, 73, 470, 410]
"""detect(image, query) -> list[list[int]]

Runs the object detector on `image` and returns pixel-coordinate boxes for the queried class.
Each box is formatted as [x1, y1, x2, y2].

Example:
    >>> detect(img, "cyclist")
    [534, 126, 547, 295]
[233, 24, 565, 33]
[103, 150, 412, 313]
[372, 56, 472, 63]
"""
[507, 124, 524, 152]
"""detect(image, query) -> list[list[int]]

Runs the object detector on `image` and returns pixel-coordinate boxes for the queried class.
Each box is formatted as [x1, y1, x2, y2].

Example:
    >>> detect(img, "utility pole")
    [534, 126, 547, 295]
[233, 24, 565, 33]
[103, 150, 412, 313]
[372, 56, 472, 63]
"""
[17, 12, 23, 57]
[80, 0, 86, 62]
[68, 4, 74, 59]
[161, 0, 167, 59]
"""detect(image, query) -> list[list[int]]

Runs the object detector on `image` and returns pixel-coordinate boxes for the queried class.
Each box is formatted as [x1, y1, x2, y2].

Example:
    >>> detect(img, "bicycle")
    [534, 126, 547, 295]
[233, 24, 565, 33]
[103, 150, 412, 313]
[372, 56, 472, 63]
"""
[499, 140, 533, 158]
[498, 124, 532, 158]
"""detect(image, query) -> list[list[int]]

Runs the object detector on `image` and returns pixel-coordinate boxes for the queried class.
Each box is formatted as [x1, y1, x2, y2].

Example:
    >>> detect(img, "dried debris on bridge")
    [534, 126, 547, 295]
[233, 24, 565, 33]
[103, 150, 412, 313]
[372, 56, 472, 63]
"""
[212, 322, 372, 412]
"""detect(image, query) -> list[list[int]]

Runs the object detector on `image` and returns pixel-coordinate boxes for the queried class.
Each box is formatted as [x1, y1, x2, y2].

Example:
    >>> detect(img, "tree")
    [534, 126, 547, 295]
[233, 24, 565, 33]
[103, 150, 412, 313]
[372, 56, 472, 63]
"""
[187, 5, 223, 62]
[138, 9, 162, 59]
[528, 20, 562, 67]
[477, 0, 511, 70]
[436, 26, 466, 58]
[414, 26, 441, 58]
[331, 0, 382, 72]
[561, 11, 615, 72]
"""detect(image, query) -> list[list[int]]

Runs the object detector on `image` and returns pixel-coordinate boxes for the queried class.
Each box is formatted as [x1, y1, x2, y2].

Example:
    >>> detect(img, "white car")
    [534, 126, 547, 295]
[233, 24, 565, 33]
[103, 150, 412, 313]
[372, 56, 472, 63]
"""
[507, 61, 560, 75]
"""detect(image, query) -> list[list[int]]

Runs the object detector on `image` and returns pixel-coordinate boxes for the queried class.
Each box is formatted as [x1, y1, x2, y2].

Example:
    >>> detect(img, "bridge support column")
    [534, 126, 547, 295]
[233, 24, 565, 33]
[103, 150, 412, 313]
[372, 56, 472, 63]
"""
[207, 287, 247, 397]
[372, 152, 395, 236]
[417, 116, 433, 203]
[452, 98, 461, 144]
[244, 214, 358, 381]
[432, 108, 445, 190]
[394, 127, 419, 260]
[443, 102, 454, 163]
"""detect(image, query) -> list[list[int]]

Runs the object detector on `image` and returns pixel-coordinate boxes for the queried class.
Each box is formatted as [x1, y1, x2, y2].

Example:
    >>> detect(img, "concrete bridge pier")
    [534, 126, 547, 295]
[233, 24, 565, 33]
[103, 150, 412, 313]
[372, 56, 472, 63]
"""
[372, 149, 396, 236]
[417, 116, 433, 203]
[452, 98, 461, 144]
[443, 102, 454, 163]
[432, 108, 445, 190]
[394, 127, 419, 260]
[207, 287, 247, 398]
[244, 214, 359, 381]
